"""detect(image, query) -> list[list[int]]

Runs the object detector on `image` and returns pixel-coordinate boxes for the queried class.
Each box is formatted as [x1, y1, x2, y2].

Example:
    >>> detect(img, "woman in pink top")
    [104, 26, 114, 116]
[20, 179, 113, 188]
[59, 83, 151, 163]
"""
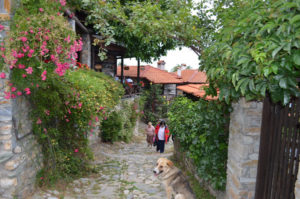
[146, 122, 155, 147]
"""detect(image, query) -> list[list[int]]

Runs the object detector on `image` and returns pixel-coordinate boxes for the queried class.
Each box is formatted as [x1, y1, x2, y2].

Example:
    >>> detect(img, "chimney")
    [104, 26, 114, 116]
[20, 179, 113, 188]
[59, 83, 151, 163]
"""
[157, 60, 166, 70]
[177, 65, 182, 77]
[181, 63, 187, 70]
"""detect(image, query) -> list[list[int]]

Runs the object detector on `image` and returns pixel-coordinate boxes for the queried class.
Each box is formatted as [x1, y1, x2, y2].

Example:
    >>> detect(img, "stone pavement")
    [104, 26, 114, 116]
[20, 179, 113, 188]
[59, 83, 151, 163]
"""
[30, 122, 173, 199]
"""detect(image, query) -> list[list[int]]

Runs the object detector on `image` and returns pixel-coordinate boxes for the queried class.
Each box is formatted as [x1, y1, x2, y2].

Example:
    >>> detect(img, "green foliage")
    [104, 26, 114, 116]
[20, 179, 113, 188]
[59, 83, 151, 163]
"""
[140, 84, 168, 124]
[171, 64, 192, 72]
[101, 111, 123, 143]
[79, 0, 206, 61]
[168, 97, 231, 190]
[201, 0, 300, 104]
[29, 69, 123, 185]
[101, 100, 139, 143]
[1, 0, 124, 185]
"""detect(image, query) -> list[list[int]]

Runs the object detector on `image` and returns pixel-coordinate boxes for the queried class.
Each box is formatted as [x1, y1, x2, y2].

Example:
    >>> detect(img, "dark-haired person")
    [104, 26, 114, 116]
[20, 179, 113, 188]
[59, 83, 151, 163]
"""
[154, 120, 170, 153]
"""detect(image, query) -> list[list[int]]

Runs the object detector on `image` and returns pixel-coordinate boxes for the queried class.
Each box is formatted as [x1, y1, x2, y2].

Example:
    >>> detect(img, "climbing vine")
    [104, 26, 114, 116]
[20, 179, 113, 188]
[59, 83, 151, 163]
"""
[0, 0, 124, 185]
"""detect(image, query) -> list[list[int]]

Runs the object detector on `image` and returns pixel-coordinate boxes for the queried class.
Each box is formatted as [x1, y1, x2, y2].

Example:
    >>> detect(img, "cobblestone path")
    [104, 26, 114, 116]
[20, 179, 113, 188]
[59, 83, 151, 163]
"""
[31, 122, 173, 199]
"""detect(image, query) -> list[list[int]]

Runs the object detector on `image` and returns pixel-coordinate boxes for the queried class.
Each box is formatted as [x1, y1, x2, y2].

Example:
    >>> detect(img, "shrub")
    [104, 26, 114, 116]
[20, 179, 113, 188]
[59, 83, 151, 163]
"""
[101, 111, 123, 143]
[168, 97, 231, 190]
[100, 100, 140, 143]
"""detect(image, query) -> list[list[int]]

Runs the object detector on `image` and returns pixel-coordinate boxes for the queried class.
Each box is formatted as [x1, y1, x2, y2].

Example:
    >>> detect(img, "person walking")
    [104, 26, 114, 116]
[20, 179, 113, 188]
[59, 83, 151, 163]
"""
[146, 122, 155, 147]
[155, 120, 170, 153]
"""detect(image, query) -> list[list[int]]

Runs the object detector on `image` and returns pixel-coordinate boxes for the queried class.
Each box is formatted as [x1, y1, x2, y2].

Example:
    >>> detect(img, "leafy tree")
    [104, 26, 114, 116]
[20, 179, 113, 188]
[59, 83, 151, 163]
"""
[79, 0, 213, 61]
[200, 0, 300, 104]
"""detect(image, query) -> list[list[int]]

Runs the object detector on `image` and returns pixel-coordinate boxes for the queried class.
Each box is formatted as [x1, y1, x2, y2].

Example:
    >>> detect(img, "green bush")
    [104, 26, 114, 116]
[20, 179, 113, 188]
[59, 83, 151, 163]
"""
[101, 111, 123, 143]
[101, 100, 140, 143]
[168, 97, 231, 190]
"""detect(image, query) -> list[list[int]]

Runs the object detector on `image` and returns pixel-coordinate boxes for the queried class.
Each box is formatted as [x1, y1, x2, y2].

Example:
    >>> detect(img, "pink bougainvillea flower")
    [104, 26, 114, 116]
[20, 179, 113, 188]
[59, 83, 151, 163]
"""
[99, 106, 104, 110]
[0, 24, 4, 31]
[40, 177, 44, 180]
[22, 74, 27, 78]
[41, 70, 47, 81]
[11, 87, 17, 92]
[102, 111, 106, 114]
[39, 8, 44, 12]
[18, 64, 25, 69]
[36, 118, 42, 124]
[4, 91, 10, 99]
[17, 91, 22, 96]
[0, 72, 6, 79]
[74, 149, 78, 153]
[43, 128, 47, 133]
[104, 117, 107, 120]
[20, 37, 27, 42]
[36, 84, 39, 88]
[66, 119, 69, 122]
[24, 88, 31, 95]
[11, 94, 16, 99]
[60, 0, 66, 6]
[17, 53, 24, 58]
[25, 67, 33, 74]
[78, 103, 82, 108]
[44, 110, 50, 116]
[95, 116, 99, 122]
[64, 35, 71, 43]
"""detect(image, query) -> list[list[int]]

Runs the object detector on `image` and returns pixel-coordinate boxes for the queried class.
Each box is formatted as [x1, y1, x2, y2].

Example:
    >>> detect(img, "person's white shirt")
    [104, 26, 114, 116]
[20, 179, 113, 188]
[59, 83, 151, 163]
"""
[126, 78, 133, 83]
[158, 126, 165, 140]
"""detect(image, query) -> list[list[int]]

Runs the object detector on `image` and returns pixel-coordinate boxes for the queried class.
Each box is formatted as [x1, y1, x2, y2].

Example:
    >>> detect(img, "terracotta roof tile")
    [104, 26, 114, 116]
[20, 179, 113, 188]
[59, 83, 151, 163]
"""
[181, 69, 207, 83]
[177, 84, 219, 100]
[117, 65, 183, 84]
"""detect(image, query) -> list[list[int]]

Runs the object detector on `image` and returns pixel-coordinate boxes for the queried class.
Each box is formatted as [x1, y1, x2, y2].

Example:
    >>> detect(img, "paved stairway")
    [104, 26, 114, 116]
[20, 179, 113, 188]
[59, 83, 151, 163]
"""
[31, 122, 173, 199]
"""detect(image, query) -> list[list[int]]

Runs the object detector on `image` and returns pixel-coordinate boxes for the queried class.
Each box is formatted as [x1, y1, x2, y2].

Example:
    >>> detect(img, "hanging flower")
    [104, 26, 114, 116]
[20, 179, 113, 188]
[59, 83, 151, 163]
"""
[0, 72, 6, 79]
[25, 67, 33, 74]
[36, 118, 42, 124]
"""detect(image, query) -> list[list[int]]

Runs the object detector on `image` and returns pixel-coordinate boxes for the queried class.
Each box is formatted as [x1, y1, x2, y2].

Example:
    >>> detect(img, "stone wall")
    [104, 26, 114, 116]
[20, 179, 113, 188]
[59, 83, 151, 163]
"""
[225, 98, 263, 199]
[173, 139, 225, 199]
[0, 78, 43, 199]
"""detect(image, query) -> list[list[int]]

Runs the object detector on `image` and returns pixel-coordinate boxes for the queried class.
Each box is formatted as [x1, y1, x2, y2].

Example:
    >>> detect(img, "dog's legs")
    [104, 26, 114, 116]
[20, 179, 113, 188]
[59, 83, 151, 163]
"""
[175, 194, 185, 199]
[166, 186, 173, 199]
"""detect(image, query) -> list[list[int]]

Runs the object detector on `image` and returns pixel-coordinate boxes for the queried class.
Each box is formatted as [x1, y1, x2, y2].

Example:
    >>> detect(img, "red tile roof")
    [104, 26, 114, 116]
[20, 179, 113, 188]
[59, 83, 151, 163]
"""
[173, 69, 207, 83]
[177, 84, 219, 100]
[117, 65, 183, 84]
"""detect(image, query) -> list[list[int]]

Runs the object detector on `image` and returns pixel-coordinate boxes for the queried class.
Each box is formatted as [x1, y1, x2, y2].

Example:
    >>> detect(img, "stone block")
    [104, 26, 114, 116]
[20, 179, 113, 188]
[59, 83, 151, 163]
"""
[243, 136, 253, 145]
[249, 153, 258, 160]
[0, 123, 12, 135]
[0, 178, 17, 188]
[242, 160, 258, 167]
[0, 151, 13, 163]
[231, 174, 240, 189]
[250, 168, 257, 178]
[13, 146, 22, 154]
[3, 140, 12, 151]
[0, 134, 12, 140]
